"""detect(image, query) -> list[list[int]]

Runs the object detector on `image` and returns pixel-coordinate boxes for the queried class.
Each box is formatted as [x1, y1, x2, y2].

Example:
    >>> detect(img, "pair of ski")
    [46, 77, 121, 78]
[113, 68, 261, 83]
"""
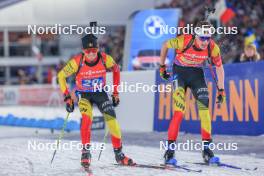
[113, 161, 258, 173]
[81, 160, 258, 174]
[189, 162, 258, 171]
[114, 163, 201, 173]
[82, 163, 202, 174]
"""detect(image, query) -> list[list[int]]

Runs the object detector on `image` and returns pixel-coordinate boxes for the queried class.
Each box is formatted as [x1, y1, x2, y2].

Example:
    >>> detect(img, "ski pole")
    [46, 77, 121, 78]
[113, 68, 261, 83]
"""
[50, 112, 70, 164]
[207, 59, 220, 91]
[203, 1, 219, 90]
[98, 126, 109, 161]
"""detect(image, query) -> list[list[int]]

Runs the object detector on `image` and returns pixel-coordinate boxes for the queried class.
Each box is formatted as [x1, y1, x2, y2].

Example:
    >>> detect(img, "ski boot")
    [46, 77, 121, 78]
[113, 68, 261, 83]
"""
[81, 144, 92, 169]
[202, 140, 220, 164]
[164, 140, 177, 166]
[114, 146, 135, 166]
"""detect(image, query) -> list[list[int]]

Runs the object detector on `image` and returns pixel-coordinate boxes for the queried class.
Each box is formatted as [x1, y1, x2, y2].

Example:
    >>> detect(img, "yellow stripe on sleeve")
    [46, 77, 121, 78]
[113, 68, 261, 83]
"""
[211, 43, 221, 58]
[166, 35, 185, 50]
[105, 54, 116, 69]
[57, 59, 78, 93]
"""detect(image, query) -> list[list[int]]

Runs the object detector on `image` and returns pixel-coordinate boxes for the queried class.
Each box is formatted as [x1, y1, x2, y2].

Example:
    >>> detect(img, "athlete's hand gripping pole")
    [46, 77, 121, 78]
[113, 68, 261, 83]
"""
[112, 94, 120, 107]
[159, 64, 171, 81]
[216, 88, 225, 104]
[64, 93, 74, 113]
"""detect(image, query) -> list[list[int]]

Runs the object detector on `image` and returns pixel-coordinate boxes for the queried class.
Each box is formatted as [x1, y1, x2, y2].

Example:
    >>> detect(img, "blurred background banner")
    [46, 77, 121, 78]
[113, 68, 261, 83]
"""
[0, 85, 63, 106]
[128, 9, 181, 71]
[154, 61, 263, 135]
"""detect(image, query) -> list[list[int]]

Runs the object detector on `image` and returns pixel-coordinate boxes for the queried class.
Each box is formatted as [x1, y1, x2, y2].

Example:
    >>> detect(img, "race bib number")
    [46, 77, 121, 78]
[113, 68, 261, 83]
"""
[82, 77, 104, 90]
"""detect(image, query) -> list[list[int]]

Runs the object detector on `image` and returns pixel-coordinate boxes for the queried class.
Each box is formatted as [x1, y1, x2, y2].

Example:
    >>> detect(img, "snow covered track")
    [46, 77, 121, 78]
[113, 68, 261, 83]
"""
[0, 127, 263, 176]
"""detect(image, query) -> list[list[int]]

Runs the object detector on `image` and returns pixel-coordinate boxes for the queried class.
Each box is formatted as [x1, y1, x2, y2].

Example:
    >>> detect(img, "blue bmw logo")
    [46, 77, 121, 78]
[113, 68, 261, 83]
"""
[144, 15, 166, 39]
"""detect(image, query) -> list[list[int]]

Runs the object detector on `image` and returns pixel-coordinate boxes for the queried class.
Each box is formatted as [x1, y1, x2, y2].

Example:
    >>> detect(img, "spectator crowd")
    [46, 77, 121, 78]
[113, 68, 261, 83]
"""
[156, 0, 263, 63]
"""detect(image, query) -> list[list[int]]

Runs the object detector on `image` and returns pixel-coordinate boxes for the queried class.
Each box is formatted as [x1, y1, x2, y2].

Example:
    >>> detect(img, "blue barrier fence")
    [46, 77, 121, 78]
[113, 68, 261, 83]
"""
[0, 114, 80, 131]
[0, 114, 105, 131]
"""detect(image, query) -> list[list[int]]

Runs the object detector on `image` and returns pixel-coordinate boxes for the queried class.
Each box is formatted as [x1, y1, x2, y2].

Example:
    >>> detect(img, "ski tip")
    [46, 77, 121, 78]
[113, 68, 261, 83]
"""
[246, 167, 258, 171]
[186, 168, 202, 173]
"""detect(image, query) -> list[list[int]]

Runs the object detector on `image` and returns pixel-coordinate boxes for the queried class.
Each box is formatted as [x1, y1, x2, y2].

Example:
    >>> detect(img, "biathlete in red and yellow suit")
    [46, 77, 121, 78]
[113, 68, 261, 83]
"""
[160, 21, 226, 165]
[57, 34, 134, 169]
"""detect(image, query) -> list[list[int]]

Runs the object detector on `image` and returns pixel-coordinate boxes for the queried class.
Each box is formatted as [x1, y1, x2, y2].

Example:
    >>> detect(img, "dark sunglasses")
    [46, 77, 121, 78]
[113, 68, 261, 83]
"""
[199, 36, 211, 41]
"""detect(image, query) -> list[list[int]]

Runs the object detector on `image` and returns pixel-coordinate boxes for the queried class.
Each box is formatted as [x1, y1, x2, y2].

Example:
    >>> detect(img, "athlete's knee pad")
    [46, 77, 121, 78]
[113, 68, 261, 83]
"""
[173, 87, 185, 113]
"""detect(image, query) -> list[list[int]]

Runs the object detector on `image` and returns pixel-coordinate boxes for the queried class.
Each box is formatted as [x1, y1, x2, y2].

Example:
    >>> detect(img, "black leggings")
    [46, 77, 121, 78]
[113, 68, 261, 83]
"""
[78, 91, 116, 117]
[172, 64, 209, 107]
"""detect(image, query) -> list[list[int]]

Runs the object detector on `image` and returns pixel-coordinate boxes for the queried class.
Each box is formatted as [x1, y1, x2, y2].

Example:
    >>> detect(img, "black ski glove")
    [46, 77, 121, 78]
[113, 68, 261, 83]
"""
[112, 93, 120, 107]
[216, 89, 226, 104]
[64, 94, 74, 113]
[159, 64, 170, 81]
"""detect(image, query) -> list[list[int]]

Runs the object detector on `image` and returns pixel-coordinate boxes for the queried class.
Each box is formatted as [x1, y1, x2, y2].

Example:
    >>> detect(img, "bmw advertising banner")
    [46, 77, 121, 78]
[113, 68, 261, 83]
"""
[154, 61, 264, 135]
[128, 9, 182, 71]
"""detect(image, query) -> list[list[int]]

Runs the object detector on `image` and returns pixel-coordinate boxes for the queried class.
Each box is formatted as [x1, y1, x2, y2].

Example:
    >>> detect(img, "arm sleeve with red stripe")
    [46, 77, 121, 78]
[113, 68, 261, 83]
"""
[104, 54, 120, 95]
[112, 64, 120, 95]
